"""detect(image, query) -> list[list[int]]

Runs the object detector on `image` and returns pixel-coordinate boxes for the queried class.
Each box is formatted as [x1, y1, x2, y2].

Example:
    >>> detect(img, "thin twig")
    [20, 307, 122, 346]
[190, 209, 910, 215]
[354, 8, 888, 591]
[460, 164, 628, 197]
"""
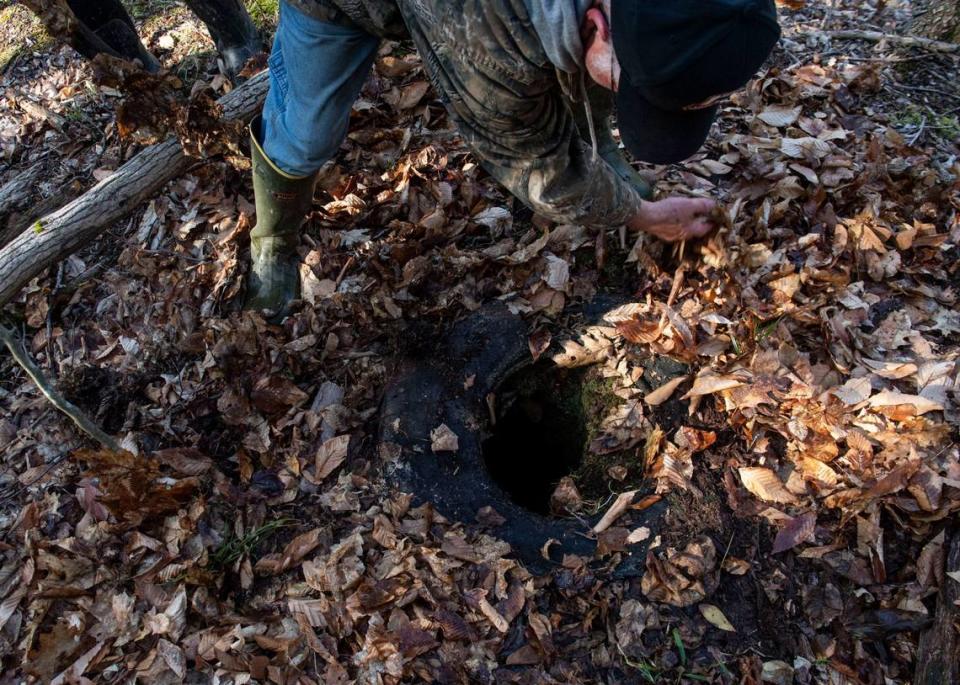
[0, 320, 119, 451]
[0, 453, 69, 504]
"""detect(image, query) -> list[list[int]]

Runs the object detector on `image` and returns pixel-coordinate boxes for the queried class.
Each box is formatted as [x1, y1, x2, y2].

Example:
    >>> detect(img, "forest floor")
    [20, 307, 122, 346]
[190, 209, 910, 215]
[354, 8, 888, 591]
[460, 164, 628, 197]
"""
[1, 0, 959, 683]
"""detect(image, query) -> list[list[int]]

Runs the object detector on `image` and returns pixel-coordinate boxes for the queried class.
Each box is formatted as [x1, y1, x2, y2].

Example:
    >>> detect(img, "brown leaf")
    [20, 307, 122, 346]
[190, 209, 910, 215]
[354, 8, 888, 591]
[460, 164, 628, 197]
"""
[528, 329, 552, 362]
[255, 528, 322, 576]
[868, 390, 943, 416]
[288, 598, 328, 627]
[153, 448, 213, 476]
[250, 376, 309, 414]
[430, 423, 459, 453]
[396, 624, 438, 659]
[505, 644, 542, 665]
[434, 609, 475, 641]
[641, 536, 717, 607]
[549, 476, 583, 515]
[397, 81, 430, 109]
[722, 557, 751, 575]
[772, 511, 817, 553]
[682, 371, 747, 399]
[758, 104, 802, 127]
[596, 527, 630, 556]
[739, 467, 799, 505]
[477, 596, 510, 633]
[865, 460, 921, 500]
[312, 434, 350, 483]
[26, 620, 83, 680]
[916, 531, 945, 590]
[616, 317, 663, 344]
[644, 375, 688, 406]
[674, 426, 717, 453]
[593, 490, 638, 534]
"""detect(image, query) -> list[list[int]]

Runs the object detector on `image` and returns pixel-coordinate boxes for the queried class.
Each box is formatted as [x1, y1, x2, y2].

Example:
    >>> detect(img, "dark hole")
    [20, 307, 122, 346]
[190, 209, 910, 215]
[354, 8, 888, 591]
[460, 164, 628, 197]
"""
[482, 362, 589, 515]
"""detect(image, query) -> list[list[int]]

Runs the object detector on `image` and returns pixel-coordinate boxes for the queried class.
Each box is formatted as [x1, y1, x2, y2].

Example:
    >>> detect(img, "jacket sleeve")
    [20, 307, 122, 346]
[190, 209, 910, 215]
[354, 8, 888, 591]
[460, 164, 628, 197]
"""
[480, 118, 644, 228]
[473, 125, 641, 226]
[396, 1, 644, 228]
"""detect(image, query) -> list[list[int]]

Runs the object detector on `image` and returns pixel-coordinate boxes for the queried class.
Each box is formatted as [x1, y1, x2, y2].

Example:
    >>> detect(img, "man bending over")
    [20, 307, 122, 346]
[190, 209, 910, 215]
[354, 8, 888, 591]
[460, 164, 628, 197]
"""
[245, 0, 781, 314]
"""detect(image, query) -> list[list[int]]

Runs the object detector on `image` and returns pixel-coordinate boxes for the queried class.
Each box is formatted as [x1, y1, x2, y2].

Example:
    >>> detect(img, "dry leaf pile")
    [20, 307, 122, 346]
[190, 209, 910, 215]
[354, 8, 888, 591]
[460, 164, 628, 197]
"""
[1, 1, 959, 683]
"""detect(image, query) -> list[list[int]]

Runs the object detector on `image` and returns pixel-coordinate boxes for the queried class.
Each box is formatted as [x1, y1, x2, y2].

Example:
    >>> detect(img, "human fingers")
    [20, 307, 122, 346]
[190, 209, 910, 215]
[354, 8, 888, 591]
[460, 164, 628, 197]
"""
[691, 198, 717, 215]
[682, 216, 714, 238]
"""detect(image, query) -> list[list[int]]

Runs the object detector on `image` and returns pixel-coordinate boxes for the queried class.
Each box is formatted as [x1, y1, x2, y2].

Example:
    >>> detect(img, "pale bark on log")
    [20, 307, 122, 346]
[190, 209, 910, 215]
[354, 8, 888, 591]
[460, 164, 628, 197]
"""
[0, 71, 268, 310]
[0, 166, 44, 247]
[914, 530, 960, 685]
[829, 29, 960, 52]
[912, 0, 960, 43]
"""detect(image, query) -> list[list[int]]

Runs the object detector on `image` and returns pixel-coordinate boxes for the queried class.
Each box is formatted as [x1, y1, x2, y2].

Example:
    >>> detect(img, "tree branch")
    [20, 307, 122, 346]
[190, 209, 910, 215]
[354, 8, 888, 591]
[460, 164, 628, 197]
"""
[0, 320, 120, 451]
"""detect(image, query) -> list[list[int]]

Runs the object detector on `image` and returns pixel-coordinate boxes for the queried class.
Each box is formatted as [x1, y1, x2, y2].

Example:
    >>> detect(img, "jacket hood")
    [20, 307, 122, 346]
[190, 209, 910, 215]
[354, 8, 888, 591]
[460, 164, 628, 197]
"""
[524, 0, 593, 73]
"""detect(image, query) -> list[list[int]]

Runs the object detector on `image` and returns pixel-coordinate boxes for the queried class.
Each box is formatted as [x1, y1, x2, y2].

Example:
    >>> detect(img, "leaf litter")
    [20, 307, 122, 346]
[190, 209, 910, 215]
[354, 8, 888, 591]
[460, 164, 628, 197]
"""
[0, 0, 959, 683]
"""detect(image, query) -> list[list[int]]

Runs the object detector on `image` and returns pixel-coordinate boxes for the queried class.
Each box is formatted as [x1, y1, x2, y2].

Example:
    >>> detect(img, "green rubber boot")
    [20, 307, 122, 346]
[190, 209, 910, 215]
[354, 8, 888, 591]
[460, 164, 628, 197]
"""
[575, 86, 654, 201]
[245, 115, 317, 316]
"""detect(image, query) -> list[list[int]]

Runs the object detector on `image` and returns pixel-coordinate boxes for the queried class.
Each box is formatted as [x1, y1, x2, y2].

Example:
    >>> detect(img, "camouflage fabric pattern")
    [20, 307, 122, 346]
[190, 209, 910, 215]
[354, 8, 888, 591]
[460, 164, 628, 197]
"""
[289, 0, 644, 227]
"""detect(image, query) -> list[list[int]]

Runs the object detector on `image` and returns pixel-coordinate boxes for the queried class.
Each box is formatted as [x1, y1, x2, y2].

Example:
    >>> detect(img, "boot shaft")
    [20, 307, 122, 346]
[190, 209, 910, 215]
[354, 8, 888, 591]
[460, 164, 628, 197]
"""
[249, 115, 317, 242]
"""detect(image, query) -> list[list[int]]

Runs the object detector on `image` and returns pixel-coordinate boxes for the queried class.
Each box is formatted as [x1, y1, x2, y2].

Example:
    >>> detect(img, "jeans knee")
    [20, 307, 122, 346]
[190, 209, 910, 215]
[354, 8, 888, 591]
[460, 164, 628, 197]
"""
[261, 108, 336, 176]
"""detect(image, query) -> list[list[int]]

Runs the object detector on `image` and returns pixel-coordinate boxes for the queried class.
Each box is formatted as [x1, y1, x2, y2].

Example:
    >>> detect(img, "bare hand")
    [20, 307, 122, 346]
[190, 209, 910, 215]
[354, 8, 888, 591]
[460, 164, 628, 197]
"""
[630, 197, 717, 243]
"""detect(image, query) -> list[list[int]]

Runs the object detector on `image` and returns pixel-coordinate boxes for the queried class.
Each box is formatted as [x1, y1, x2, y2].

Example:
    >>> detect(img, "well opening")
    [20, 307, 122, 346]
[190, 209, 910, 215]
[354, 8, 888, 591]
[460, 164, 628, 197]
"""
[482, 360, 623, 515]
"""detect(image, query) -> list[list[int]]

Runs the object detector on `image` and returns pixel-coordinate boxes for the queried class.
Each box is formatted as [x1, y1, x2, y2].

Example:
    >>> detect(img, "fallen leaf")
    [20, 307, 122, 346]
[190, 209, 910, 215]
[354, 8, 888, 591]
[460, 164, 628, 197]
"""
[682, 371, 746, 399]
[868, 390, 943, 415]
[772, 511, 817, 553]
[644, 376, 688, 406]
[397, 81, 430, 109]
[430, 424, 459, 453]
[830, 377, 872, 405]
[255, 528, 322, 575]
[593, 490, 637, 534]
[758, 104, 802, 127]
[549, 476, 582, 515]
[313, 434, 350, 483]
[528, 329, 552, 362]
[739, 467, 799, 504]
[699, 603, 736, 632]
[722, 557, 750, 575]
[478, 596, 510, 633]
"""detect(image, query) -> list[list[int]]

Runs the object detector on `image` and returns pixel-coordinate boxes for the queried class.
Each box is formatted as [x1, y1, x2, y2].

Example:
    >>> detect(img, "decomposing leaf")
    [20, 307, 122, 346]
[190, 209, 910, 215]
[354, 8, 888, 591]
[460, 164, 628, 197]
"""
[772, 511, 817, 553]
[641, 536, 717, 607]
[549, 477, 583, 515]
[430, 423, 459, 453]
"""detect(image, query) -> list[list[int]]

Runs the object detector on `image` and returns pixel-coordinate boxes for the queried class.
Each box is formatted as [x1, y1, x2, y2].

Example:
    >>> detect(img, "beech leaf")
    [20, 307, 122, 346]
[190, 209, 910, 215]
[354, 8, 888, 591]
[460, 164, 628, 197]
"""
[739, 467, 799, 504]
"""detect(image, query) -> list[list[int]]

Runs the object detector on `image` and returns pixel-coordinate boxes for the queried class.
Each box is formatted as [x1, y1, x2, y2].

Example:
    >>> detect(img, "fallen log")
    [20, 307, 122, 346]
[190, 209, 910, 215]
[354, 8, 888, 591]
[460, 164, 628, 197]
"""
[914, 529, 960, 685]
[0, 70, 268, 310]
[829, 29, 960, 52]
[0, 165, 44, 248]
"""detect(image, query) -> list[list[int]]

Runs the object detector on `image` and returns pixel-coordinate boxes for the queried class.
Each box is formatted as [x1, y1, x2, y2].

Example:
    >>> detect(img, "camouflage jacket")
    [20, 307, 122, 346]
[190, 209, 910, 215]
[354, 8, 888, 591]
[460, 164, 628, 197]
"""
[287, 0, 643, 227]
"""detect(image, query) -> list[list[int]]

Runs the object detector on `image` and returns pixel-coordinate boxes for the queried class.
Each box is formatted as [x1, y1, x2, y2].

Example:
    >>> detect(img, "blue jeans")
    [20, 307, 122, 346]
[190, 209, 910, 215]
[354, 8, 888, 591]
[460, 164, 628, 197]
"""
[261, 0, 380, 177]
